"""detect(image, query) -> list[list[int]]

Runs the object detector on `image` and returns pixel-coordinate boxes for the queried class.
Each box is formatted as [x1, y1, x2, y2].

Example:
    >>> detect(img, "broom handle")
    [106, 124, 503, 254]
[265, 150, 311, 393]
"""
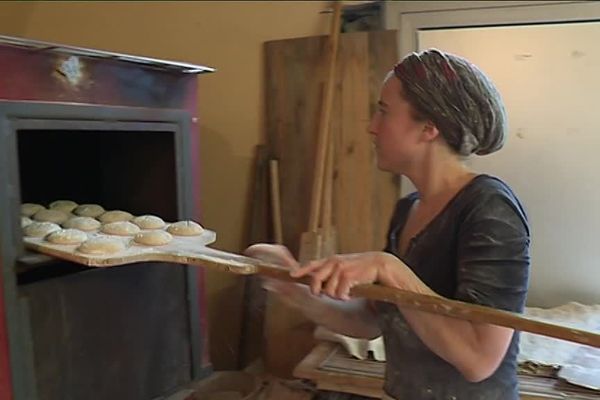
[308, 1, 342, 232]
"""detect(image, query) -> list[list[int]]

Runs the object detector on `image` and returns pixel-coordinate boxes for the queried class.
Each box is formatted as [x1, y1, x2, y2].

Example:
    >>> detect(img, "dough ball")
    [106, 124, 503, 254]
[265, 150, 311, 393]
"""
[33, 209, 70, 224]
[46, 229, 88, 245]
[63, 217, 101, 232]
[131, 215, 166, 230]
[23, 222, 61, 237]
[134, 230, 173, 246]
[74, 204, 105, 218]
[49, 200, 78, 213]
[167, 220, 204, 236]
[101, 221, 140, 236]
[21, 203, 44, 217]
[98, 210, 134, 223]
[78, 237, 125, 255]
[21, 216, 33, 228]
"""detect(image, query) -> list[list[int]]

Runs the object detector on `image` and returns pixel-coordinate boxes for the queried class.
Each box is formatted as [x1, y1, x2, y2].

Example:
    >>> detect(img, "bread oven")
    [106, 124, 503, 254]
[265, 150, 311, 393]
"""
[0, 36, 215, 400]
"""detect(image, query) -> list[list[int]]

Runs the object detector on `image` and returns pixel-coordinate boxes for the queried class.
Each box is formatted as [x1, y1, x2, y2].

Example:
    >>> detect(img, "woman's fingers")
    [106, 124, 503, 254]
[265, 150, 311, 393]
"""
[290, 259, 328, 277]
[309, 262, 336, 296]
[324, 267, 342, 298]
[337, 275, 356, 300]
[291, 257, 357, 298]
[244, 244, 299, 269]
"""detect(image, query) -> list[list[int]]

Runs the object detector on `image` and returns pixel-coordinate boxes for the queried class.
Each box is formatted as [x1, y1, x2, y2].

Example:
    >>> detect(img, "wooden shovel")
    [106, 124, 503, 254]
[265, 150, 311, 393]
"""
[22, 238, 600, 349]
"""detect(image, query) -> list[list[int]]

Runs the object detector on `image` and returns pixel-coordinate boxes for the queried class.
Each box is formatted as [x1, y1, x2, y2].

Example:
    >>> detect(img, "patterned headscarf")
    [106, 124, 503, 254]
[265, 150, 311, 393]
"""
[393, 49, 507, 156]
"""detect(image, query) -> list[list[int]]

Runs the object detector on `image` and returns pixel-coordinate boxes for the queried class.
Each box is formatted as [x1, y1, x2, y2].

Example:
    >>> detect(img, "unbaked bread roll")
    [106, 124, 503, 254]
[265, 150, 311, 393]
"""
[78, 237, 125, 255]
[21, 203, 44, 217]
[23, 222, 61, 237]
[46, 229, 87, 245]
[98, 210, 133, 223]
[49, 200, 78, 213]
[131, 215, 165, 230]
[21, 216, 33, 228]
[101, 221, 140, 236]
[167, 220, 204, 236]
[73, 204, 105, 218]
[134, 230, 173, 246]
[63, 216, 101, 231]
[33, 209, 70, 224]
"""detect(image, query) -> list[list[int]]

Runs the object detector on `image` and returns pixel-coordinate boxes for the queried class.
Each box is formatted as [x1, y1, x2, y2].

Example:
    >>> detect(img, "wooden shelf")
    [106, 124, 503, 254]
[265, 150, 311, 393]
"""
[295, 342, 600, 400]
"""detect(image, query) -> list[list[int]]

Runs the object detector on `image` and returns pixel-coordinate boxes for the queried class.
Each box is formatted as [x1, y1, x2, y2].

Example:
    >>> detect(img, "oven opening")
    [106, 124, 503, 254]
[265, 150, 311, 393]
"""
[17, 128, 178, 284]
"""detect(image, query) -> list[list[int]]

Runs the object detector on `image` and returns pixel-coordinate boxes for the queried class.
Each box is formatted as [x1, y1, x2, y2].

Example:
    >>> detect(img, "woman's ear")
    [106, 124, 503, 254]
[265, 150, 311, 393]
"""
[421, 121, 440, 143]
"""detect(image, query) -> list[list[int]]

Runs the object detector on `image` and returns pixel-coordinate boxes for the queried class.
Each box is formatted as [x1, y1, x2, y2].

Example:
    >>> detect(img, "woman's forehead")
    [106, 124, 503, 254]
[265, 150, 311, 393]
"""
[380, 76, 405, 105]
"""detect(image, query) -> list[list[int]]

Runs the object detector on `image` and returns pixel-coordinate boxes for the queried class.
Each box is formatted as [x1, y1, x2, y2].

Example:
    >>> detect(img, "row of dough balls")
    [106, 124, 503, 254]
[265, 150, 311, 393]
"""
[22, 201, 205, 254]
[22, 201, 166, 228]
[21, 201, 204, 235]
[24, 219, 203, 238]
[23, 221, 203, 255]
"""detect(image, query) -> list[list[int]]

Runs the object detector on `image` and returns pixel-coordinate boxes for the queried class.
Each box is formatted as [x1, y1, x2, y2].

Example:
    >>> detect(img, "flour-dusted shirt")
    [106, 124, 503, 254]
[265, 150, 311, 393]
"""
[376, 175, 530, 400]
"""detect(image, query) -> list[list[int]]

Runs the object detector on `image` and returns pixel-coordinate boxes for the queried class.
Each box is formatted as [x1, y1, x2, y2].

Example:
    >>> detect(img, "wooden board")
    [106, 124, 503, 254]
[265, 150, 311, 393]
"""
[24, 228, 217, 265]
[24, 236, 600, 349]
[264, 29, 399, 378]
[24, 229, 259, 276]
[238, 145, 272, 369]
[265, 31, 398, 257]
[294, 342, 384, 399]
[296, 342, 600, 400]
[264, 33, 326, 378]
[333, 31, 396, 254]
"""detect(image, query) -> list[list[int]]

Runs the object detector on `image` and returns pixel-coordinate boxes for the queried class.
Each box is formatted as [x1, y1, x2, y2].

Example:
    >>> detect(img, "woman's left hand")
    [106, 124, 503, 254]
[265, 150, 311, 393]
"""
[290, 251, 423, 300]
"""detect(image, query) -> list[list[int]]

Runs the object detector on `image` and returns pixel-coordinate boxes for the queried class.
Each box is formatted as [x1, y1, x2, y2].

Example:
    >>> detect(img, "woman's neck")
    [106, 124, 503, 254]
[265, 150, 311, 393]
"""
[406, 156, 474, 205]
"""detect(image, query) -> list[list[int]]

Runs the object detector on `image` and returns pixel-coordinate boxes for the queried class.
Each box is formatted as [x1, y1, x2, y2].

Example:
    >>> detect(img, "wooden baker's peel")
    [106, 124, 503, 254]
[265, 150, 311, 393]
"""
[24, 237, 600, 349]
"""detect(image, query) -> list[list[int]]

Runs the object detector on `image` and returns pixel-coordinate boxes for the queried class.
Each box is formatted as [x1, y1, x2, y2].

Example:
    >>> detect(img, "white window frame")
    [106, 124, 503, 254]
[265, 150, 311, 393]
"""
[383, 0, 600, 196]
[385, 1, 600, 56]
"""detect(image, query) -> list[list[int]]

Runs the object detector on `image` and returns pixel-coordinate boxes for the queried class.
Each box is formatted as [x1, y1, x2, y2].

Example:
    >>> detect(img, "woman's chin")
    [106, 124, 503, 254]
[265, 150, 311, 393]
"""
[376, 157, 393, 172]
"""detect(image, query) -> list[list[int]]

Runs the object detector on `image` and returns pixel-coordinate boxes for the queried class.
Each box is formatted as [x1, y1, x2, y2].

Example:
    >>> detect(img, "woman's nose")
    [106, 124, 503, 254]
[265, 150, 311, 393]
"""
[368, 116, 379, 136]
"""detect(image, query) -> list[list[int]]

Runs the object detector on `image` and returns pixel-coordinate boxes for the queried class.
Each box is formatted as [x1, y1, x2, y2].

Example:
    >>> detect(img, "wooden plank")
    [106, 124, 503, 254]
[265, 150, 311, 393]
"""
[299, 343, 600, 400]
[264, 33, 327, 378]
[261, 381, 313, 400]
[294, 342, 384, 398]
[315, 382, 383, 399]
[367, 31, 401, 249]
[238, 145, 271, 368]
[265, 34, 324, 256]
[25, 238, 600, 349]
[25, 239, 600, 348]
[264, 30, 400, 378]
[334, 32, 374, 253]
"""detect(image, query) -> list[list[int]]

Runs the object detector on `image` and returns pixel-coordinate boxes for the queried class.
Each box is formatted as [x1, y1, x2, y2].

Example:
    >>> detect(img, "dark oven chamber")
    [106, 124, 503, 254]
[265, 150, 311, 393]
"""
[0, 102, 209, 400]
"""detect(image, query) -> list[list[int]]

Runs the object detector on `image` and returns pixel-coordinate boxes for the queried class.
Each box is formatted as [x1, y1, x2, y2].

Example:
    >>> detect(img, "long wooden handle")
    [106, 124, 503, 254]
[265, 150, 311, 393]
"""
[24, 238, 600, 348]
[255, 262, 600, 348]
[269, 159, 284, 244]
[321, 131, 335, 231]
[308, 1, 342, 232]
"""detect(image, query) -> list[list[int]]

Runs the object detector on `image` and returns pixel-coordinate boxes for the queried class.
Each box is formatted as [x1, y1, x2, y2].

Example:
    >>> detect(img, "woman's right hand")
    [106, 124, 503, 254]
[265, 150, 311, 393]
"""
[243, 244, 312, 310]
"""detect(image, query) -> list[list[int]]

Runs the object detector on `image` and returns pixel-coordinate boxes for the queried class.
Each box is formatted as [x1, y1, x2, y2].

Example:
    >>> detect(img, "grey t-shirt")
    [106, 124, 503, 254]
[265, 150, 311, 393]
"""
[376, 174, 530, 400]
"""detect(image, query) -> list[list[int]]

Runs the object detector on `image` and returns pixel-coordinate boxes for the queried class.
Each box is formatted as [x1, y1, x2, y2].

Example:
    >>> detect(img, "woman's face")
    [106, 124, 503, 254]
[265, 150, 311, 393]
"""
[368, 76, 430, 174]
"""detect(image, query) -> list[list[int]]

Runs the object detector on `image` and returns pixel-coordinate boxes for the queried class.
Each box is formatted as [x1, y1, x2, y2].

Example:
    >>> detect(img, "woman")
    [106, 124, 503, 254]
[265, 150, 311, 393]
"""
[246, 49, 530, 400]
